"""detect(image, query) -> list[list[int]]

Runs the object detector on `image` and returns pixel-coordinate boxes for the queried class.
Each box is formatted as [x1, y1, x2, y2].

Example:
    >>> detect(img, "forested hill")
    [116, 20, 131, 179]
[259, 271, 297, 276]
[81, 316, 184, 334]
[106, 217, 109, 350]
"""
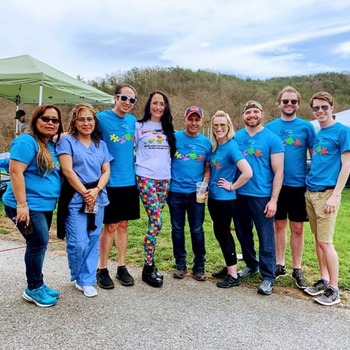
[1, 69, 349, 150]
[88, 68, 350, 130]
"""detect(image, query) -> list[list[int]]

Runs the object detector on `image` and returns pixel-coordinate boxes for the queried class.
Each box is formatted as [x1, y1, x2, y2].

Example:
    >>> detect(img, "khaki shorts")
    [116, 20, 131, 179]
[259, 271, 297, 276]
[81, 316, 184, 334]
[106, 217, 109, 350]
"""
[305, 190, 341, 243]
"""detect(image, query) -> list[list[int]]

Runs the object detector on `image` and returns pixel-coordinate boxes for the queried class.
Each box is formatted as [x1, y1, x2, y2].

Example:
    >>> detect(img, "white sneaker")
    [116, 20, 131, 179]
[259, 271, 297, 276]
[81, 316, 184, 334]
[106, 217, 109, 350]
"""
[75, 283, 98, 298]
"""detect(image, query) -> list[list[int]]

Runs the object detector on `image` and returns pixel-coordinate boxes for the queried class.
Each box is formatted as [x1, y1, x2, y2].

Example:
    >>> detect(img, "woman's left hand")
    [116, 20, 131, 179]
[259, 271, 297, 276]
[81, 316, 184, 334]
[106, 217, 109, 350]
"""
[83, 188, 99, 207]
[217, 178, 232, 191]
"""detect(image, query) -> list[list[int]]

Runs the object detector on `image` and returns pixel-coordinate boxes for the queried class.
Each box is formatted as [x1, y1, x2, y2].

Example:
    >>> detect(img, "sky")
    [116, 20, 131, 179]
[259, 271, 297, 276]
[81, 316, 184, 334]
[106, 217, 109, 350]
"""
[1, 0, 350, 81]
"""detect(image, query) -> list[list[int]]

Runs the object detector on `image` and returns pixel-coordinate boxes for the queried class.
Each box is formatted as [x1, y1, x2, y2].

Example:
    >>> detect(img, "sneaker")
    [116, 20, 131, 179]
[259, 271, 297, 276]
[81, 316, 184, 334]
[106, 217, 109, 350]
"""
[42, 284, 60, 298]
[193, 267, 207, 281]
[96, 268, 115, 289]
[173, 266, 187, 279]
[212, 266, 227, 279]
[304, 279, 328, 296]
[258, 280, 273, 295]
[217, 275, 240, 288]
[116, 266, 135, 286]
[76, 284, 98, 298]
[314, 286, 340, 306]
[275, 264, 286, 279]
[292, 268, 308, 289]
[23, 286, 58, 307]
[238, 266, 259, 278]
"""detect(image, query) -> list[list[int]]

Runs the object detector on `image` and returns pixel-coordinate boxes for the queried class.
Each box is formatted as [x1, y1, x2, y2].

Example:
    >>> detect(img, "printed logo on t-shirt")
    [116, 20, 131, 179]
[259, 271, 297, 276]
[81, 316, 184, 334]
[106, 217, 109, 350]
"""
[109, 132, 134, 144]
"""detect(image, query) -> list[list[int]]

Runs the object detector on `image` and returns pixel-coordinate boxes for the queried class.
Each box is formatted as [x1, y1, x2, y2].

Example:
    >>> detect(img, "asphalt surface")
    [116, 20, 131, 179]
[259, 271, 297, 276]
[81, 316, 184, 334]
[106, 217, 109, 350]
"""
[1, 238, 350, 350]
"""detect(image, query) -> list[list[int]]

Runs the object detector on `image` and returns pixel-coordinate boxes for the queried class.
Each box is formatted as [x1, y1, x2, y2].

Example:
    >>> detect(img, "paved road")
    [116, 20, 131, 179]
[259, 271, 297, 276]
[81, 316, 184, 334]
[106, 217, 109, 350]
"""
[0, 238, 349, 350]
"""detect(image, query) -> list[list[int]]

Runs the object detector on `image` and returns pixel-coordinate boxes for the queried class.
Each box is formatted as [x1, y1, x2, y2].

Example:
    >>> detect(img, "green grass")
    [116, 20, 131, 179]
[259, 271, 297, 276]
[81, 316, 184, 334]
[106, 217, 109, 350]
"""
[1, 189, 350, 290]
[128, 189, 350, 290]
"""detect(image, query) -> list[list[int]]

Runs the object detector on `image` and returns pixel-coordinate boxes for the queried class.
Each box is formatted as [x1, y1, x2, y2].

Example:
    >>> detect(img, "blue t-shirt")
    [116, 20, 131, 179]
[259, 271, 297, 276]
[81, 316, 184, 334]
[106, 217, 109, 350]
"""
[56, 135, 113, 208]
[170, 131, 212, 193]
[235, 127, 284, 197]
[306, 122, 350, 191]
[209, 139, 244, 200]
[2, 134, 61, 211]
[97, 109, 136, 187]
[266, 117, 315, 187]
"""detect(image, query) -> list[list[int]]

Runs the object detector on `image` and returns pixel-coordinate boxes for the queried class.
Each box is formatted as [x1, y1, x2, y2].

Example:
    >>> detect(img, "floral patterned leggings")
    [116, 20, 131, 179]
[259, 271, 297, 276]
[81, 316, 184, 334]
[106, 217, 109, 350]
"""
[136, 175, 170, 266]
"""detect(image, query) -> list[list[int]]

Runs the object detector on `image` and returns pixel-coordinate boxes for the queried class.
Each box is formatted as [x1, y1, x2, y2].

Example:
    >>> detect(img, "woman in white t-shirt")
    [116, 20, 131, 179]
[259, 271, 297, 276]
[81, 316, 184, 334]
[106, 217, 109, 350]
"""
[134, 91, 176, 287]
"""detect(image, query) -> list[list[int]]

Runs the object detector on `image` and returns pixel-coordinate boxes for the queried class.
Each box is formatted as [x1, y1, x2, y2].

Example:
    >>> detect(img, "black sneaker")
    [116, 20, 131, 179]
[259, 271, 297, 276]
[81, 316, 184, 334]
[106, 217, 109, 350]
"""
[116, 266, 135, 286]
[96, 268, 115, 289]
[275, 264, 286, 279]
[304, 279, 328, 296]
[212, 266, 227, 279]
[217, 275, 240, 288]
[193, 267, 207, 281]
[292, 268, 308, 289]
[173, 266, 187, 279]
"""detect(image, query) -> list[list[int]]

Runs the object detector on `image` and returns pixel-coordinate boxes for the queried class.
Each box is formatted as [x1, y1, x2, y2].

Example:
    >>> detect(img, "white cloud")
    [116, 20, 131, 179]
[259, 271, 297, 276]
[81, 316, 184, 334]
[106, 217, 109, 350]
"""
[333, 42, 350, 57]
[1, 0, 350, 80]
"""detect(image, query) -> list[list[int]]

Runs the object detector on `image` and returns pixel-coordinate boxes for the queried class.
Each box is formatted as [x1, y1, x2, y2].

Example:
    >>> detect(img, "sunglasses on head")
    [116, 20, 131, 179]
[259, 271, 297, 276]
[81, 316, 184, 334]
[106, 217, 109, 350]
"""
[116, 94, 137, 104]
[312, 105, 330, 112]
[39, 116, 60, 124]
[282, 99, 298, 105]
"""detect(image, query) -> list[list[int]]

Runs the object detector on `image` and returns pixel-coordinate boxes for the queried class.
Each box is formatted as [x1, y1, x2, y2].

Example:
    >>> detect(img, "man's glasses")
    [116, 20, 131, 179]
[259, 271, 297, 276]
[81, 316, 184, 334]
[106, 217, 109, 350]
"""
[212, 124, 228, 130]
[116, 94, 137, 104]
[312, 105, 330, 112]
[282, 99, 298, 105]
[39, 116, 60, 124]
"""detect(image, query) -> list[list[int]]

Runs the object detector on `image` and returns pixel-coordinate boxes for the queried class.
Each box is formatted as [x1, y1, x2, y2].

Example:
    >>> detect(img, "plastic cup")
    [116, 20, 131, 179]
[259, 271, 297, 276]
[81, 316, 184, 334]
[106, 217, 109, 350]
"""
[196, 181, 208, 203]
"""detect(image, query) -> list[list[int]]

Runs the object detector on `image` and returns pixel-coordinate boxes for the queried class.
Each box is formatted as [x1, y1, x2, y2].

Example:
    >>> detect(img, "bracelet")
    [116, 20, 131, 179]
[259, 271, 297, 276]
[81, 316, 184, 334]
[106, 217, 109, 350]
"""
[16, 202, 28, 208]
[96, 185, 103, 194]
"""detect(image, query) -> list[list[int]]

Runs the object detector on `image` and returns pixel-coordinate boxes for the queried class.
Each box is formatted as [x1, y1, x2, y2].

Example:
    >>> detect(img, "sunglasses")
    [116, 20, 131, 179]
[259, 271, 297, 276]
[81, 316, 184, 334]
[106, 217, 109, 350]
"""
[212, 124, 228, 130]
[39, 116, 60, 124]
[312, 105, 330, 112]
[116, 94, 137, 104]
[282, 99, 298, 105]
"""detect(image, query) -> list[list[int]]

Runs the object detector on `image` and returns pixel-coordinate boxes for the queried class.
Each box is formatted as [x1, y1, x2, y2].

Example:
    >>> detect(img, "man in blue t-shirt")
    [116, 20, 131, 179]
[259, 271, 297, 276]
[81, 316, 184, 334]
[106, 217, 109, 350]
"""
[167, 106, 211, 281]
[304, 91, 350, 306]
[234, 100, 284, 295]
[266, 86, 316, 290]
[96, 84, 140, 290]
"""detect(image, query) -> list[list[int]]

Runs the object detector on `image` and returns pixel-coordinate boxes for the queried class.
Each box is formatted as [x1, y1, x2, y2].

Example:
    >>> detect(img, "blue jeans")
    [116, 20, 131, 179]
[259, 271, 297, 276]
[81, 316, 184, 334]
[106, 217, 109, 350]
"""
[233, 195, 276, 282]
[167, 191, 206, 269]
[5, 205, 53, 290]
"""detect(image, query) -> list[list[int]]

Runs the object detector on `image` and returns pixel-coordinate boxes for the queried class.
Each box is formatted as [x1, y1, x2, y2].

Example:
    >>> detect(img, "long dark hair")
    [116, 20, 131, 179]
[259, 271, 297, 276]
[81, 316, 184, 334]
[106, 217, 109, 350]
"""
[139, 91, 176, 157]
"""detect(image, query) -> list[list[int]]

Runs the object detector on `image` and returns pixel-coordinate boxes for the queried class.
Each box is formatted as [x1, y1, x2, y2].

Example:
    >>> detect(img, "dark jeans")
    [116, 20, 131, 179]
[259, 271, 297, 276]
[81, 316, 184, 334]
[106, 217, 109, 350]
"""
[208, 197, 237, 266]
[233, 195, 276, 282]
[5, 205, 53, 290]
[167, 191, 206, 269]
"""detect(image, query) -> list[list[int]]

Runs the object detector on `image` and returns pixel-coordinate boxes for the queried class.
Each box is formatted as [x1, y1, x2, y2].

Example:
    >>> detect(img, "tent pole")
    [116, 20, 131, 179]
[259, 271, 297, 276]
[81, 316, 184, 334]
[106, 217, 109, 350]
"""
[39, 84, 43, 105]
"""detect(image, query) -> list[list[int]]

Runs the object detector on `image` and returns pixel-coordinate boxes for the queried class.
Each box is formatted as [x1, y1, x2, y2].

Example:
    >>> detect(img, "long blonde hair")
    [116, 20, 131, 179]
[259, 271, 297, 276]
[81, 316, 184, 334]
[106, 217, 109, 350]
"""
[211, 110, 235, 152]
[28, 104, 63, 175]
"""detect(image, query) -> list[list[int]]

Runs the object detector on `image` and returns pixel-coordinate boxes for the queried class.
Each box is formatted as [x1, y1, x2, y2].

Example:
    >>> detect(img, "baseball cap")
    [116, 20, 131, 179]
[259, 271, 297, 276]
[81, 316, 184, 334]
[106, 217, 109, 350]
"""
[184, 106, 204, 119]
[15, 109, 26, 119]
[242, 100, 263, 113]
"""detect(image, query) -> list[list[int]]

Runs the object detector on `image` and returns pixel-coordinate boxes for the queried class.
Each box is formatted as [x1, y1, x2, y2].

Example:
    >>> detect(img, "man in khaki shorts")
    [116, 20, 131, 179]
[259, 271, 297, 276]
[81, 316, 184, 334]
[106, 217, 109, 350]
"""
[304, 91, 350, 306]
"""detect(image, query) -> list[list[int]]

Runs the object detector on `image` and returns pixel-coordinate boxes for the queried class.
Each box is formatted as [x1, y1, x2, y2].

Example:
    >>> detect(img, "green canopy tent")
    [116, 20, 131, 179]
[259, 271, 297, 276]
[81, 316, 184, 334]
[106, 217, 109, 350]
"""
[0, 54, 113, 106]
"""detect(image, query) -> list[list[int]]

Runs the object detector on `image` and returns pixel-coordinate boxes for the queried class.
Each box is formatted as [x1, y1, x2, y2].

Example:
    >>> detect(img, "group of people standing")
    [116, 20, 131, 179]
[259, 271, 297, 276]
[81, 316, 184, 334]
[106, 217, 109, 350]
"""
[2, 84, 349, 308]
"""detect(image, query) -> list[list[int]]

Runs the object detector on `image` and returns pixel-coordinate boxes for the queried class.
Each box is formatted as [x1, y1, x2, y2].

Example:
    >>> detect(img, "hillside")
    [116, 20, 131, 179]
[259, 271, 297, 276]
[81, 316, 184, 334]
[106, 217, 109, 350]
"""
[1, 69, 349, 150]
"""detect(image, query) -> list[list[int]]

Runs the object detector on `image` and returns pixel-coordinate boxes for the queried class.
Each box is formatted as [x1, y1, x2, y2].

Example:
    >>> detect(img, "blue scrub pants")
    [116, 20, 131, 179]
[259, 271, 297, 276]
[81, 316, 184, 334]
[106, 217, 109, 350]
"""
[65, 205, 104, 286]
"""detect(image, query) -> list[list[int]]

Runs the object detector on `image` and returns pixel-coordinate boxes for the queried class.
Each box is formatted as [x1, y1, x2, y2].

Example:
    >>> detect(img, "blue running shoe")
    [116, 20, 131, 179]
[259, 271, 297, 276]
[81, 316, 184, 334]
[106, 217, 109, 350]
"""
[23, 286, 58, 307]
[42, 284, 60, 298]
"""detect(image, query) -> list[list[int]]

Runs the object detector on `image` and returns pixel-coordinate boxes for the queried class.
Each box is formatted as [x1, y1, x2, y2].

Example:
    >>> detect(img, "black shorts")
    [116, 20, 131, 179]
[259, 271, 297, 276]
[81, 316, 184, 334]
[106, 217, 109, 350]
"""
[275, 185, 308, 222]
[103, 186, 140, 224]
